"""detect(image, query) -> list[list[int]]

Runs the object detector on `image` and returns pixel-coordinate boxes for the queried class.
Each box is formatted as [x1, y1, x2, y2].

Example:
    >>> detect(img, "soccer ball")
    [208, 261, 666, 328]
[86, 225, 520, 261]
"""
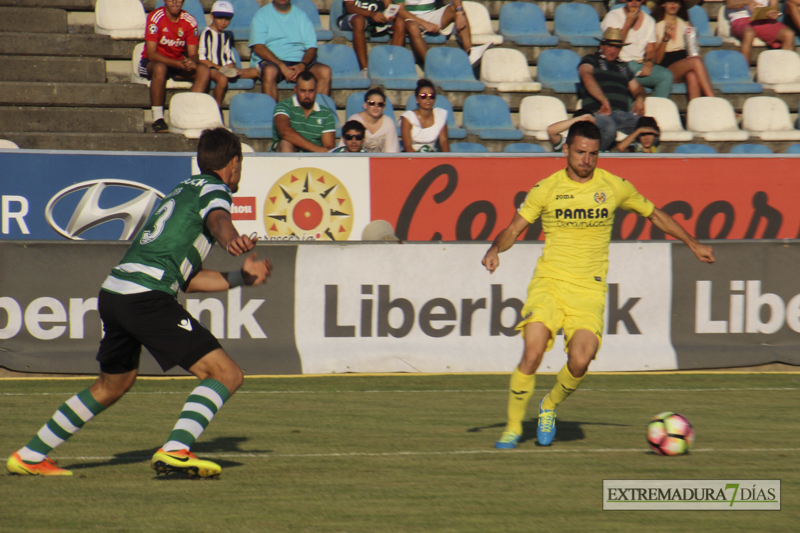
[647, 412, 695, 456]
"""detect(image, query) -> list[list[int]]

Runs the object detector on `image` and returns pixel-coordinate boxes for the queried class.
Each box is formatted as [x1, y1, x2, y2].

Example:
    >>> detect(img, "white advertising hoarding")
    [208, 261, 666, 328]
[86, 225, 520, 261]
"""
[293, 243, 677, 373]
[193, 155, 372, 242]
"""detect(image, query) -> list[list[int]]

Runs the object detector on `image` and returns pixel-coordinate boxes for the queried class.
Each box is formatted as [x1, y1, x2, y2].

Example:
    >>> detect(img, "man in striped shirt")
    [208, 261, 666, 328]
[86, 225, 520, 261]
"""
[272, 71, 336, 152]
[577, 28, 646, 151]
[6, 128, 272, 478]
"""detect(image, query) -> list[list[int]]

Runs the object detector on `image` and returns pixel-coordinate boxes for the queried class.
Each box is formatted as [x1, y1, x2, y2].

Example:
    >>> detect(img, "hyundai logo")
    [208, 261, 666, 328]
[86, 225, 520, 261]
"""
[45, 180, 164, 240]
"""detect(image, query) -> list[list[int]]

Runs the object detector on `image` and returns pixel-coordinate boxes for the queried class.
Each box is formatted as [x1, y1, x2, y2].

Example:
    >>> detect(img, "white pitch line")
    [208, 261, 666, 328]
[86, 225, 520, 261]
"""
[1, 386, 799, 397]
[6, 447, 799, 464]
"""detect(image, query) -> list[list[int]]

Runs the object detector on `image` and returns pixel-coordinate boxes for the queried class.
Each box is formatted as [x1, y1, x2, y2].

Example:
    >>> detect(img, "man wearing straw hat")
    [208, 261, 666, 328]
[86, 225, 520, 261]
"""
[577, 27, 647, 151]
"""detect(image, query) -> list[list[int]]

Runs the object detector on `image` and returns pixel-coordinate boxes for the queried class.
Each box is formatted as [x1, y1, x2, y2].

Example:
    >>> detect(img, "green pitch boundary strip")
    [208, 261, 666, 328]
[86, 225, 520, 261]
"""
[1, 369, 799, 381]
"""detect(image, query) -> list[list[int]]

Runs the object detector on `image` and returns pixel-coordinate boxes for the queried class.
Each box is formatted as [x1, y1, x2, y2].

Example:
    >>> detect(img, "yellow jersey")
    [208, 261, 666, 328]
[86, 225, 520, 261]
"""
[518, 167, 655, 291]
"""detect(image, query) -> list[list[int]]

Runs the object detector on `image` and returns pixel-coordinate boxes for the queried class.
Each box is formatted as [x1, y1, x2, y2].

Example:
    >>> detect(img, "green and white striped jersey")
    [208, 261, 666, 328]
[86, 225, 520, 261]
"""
[101, 173, 232, 296]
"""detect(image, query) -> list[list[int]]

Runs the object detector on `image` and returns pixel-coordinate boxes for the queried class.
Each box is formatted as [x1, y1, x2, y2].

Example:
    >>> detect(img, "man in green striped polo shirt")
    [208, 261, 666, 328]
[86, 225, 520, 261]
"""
[577, 28, 647, 151]
[272, 70, 336, 152]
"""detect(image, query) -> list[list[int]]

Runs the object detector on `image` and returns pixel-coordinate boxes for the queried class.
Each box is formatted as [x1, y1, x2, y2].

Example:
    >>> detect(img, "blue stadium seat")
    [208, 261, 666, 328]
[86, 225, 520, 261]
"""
[226, 0, 259, 41]
[405, 94, 466, 139]
[729, 143, 773, 154]
[553, 3, 602, 46]
[368, 45, 419, 90]
[688, 6, 723, 47]
[536, 49, 581, 93]
[786, 143, 800, 153]
[424, 47, 485, 91]
[345, 92, 398, 125]
[293, 0, 333, 41]
[155, 0, 206, 31]
[316, 93, 342, 136]
[704, 50, 762, 93]
[499, 3, 558, 46]
[317, 43, 371, 89]
[503, 143, 547, 153]
[450, 142, 489, 153]
[329, 0, 391, 42]
[229, 93, 276, 138]
[462, 95, 523, 140]
[673, 143, 717, 154]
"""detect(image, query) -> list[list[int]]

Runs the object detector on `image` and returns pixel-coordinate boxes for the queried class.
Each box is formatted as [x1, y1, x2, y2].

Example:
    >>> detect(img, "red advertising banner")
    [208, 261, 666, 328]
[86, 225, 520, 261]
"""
[369, 157, 800, 241]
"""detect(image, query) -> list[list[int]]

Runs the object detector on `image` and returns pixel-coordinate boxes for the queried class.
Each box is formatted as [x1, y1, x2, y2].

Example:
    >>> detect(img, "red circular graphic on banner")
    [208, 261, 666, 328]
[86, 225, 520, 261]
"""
[293, 198, 323, 230]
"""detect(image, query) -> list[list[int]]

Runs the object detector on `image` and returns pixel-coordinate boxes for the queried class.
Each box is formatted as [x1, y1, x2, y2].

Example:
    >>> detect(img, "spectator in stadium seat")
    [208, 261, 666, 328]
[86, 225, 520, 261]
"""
[339, 0, 400, 77]
[272, 71, 336, 152]
[652, 0, 714, 101]
[546, 109, 596, 152]
[347, 87, 400, 152]
[249, 0, 332, 102]
[725, 0, 795, 63]
[392, 0, 492, 65]
[400, 79, 450, 152]
[331, 121, 369, 152]
[198, 1, 259, 107]
[577, 28, 646, 151]
[601, 0, 674, 98]
[615, 115, 661, 152]
[784, 0, 800, 38]
[141, 0, 210, 133]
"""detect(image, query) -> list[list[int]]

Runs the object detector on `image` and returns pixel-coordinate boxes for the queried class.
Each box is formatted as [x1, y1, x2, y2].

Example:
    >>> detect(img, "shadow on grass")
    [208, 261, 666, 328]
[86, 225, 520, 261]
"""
[468, 419, 631, 445]
[66, 436, 268, 472]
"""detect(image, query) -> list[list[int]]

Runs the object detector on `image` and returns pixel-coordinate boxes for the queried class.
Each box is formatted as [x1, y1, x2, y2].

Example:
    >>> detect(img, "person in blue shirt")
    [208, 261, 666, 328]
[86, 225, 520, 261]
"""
[248, 0, 331, 102]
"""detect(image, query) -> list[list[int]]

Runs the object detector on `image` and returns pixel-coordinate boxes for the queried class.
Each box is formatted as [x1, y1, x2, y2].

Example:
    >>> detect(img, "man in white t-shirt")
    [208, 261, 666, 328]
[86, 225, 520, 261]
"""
[601, 0, 673, 98]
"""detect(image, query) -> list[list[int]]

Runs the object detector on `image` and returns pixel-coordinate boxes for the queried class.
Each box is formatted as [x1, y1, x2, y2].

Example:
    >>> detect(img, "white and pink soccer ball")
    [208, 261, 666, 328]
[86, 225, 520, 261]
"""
[647, 412, 695, 456]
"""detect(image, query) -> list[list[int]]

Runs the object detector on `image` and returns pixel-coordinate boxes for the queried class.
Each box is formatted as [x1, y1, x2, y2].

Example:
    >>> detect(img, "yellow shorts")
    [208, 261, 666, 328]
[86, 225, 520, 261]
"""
[516, 277, 605, 354]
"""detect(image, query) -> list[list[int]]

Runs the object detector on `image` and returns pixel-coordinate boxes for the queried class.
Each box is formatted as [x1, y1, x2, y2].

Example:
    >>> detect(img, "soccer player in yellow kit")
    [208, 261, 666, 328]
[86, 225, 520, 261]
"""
[482, 120, 715, 448]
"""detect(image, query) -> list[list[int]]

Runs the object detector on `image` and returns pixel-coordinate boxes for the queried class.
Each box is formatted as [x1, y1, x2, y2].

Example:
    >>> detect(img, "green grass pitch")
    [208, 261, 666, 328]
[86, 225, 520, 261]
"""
[1, 373, 798, 532]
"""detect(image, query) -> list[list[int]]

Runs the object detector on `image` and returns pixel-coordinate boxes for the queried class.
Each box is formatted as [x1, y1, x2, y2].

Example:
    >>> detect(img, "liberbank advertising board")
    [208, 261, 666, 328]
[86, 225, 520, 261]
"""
[2, 151, 799, 243]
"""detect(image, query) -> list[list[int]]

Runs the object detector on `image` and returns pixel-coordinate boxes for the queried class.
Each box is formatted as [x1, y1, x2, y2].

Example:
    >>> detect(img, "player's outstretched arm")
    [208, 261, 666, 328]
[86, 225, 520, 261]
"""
[184, 254, 272, 293]
[647, 207, 715, 263]
[206, 209, 258, 256]
[482, 212, 531, 273]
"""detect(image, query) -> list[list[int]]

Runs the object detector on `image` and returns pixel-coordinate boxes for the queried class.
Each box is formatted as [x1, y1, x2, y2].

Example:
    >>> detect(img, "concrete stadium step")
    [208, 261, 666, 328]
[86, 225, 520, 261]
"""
[0, 32, 136, 58]
[1, 56, 106, 83]
[0, 107, 144, 133]
[0, 7, 67, 33]
[0, 82, 150, 107]
[1, 132, 199, 151]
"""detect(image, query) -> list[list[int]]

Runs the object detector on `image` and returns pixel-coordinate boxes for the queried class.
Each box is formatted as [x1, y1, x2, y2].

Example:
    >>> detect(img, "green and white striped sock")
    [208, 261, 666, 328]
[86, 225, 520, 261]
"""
[17, 388, 106, 464]
[162, 379, 231, 452]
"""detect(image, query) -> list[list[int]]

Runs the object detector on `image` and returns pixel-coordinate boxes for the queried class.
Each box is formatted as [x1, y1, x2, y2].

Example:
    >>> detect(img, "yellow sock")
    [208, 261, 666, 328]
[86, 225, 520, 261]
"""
[542, 364, 585, 411]
[505, 367, 535, 435]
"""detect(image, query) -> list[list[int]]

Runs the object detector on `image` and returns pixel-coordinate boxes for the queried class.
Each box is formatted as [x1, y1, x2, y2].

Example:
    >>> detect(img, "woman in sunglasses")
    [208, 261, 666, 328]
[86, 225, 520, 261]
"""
[652, 0, 714, 101]
[400, 79, 449, 152]
[345, 86, 400, 152]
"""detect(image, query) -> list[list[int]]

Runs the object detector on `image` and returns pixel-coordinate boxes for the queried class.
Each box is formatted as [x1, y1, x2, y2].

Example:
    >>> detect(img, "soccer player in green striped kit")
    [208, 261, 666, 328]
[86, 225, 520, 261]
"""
[6, 128, 271, 478]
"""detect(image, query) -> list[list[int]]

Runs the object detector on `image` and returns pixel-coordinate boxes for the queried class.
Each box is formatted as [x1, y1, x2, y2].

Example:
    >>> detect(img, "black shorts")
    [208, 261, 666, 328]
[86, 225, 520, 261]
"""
[96, 290, 222, 374]
[257, 59, 317, 83]
[660, 50, 687, 69]
[138, 56, 183, 80]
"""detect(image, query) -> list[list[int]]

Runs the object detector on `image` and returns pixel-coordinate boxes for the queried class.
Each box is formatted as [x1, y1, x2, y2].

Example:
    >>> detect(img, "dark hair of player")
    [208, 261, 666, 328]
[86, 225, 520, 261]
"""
[415, 79, 436, 97]
[197, 127, 242, 173]
[566, 120, 602, 146]
[297, 70, 317, 84]
[342, 120, 366, 135]
[364, 86, 386, 102]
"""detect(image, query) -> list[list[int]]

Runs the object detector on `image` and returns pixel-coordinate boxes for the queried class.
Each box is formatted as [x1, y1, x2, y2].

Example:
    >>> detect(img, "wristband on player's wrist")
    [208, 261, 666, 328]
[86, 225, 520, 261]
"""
[227, 269, 247, 288]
